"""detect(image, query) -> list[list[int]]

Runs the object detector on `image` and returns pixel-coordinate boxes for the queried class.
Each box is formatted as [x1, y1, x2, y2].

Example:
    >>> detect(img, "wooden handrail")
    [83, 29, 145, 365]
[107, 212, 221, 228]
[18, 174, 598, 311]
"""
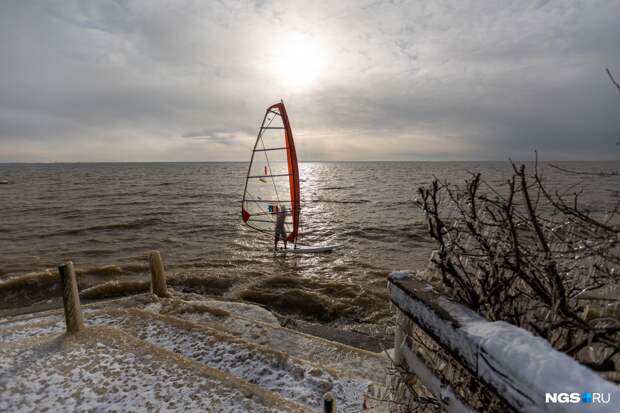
[389, 271, 620, 413]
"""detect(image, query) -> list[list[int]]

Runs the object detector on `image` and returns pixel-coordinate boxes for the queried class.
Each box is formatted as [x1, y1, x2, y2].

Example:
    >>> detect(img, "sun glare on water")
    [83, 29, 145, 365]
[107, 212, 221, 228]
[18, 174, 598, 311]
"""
[272, 33, 325, 90]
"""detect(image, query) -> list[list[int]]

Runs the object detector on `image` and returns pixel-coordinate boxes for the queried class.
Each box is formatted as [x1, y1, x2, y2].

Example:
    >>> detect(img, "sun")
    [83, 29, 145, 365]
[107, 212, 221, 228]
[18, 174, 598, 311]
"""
[272, 33, 324, 90]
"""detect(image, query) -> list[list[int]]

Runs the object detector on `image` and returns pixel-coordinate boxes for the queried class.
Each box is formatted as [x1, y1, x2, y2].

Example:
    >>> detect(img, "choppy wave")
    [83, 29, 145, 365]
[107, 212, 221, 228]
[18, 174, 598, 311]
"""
[80, 279, 150, 300]
[342, 225, 431, 242]
[319, 185, 356, 191]
[306, 198, 371, 204]
[43, 218, 165, 237]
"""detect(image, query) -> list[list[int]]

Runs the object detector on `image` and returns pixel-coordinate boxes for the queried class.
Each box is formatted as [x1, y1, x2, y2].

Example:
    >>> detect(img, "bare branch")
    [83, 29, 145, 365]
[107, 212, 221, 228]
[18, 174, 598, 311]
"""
[416, 161, 620, 382]
[606, 68, 620, 93]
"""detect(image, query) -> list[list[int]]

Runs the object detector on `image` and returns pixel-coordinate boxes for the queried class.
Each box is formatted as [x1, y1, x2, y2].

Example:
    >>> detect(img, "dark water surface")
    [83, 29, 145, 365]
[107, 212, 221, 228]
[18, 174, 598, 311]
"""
[1, 161, 619, 328]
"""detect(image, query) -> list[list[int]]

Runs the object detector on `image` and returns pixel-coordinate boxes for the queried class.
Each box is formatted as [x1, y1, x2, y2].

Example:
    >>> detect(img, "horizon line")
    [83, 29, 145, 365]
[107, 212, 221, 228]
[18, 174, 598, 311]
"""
[2, 159, 620, 165]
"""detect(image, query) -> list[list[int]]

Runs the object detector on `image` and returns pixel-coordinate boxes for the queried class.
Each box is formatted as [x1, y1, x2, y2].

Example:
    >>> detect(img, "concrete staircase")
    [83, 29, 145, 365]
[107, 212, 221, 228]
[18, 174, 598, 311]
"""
[0, 293, 390, 412]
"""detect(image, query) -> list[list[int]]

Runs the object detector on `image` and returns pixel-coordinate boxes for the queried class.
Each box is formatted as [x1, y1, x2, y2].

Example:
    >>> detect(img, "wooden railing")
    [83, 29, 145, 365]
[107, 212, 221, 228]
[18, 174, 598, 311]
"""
[389, 271, 620, 413]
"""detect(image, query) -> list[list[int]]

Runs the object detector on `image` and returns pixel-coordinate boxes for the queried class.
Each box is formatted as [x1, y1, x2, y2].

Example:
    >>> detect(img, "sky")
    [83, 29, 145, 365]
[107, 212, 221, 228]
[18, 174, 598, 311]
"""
[1, 0, 619, 162]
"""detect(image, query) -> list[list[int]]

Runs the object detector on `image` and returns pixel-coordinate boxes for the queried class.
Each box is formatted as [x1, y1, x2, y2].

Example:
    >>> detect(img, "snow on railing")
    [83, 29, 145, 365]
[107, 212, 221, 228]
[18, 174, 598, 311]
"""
[389, 271, 620, 413]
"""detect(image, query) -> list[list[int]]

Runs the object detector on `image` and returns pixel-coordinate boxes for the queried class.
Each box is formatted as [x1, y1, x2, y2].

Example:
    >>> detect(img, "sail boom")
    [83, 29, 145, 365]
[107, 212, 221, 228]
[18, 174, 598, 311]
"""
[250, 219, 294, 224]
[244, 199, 292, 203]
[253, 147, 287, 152]
[248, 173, 292, 179]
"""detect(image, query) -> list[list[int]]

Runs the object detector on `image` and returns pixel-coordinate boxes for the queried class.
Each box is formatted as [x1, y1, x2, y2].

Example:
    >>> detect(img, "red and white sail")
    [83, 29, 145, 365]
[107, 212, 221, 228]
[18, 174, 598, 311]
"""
[241, 102, 300, 243]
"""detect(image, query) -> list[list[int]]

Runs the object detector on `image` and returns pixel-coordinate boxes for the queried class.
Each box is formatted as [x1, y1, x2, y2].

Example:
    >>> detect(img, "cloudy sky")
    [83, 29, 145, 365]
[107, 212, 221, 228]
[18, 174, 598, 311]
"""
[1, 0, 619, 162]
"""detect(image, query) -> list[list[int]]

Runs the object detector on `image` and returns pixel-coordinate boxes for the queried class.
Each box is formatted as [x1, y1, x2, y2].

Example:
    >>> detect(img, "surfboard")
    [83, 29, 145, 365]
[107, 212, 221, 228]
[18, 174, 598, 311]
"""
[241, 101, 337, 253]
[277, 244, 341, 254]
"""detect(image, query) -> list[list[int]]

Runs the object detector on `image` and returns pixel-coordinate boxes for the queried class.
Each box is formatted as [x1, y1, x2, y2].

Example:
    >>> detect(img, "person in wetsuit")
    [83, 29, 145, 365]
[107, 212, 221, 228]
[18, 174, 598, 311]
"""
[274, 204, 288, 250]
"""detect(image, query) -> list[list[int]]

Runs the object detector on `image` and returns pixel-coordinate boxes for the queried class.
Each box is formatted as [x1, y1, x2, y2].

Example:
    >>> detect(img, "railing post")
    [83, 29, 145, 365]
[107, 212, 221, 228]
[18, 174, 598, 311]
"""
[394, 308, 412, 367]
[149, 250, 170, 298]
[58, 261, 84, 333]
[323, 391, 336, 413]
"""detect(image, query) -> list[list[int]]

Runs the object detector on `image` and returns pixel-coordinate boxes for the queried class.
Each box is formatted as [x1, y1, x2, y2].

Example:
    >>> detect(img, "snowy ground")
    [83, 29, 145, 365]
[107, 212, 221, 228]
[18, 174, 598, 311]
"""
[0, 295, 389, 412]
[0, 326, 307, 413]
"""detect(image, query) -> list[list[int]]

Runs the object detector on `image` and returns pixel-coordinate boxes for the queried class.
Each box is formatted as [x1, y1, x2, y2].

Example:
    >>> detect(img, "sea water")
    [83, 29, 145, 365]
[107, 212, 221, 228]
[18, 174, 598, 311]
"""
[1, 161, 619, 328]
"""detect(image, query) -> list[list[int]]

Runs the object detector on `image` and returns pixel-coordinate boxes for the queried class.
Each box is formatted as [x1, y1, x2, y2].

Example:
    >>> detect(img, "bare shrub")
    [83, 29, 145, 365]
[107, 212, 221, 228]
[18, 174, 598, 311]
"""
[417, 162, 620, 377]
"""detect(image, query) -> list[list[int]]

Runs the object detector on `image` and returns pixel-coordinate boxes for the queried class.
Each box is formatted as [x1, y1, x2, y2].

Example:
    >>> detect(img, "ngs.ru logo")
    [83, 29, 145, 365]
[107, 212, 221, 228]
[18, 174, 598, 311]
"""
[545, 392, 611, 404]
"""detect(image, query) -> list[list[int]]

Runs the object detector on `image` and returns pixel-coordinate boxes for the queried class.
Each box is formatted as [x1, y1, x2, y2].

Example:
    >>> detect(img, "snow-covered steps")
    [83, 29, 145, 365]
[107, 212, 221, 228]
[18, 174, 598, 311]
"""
[0, 325, 312, 413]
[86, 308, 375, 411]
[147, 298, 390, 384]
[1, 295, 391, 412]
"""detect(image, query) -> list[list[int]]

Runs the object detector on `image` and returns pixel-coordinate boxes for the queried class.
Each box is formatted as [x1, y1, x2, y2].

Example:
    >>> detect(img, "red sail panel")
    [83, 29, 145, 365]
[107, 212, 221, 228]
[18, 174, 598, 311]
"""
[271, 102, 300, 243]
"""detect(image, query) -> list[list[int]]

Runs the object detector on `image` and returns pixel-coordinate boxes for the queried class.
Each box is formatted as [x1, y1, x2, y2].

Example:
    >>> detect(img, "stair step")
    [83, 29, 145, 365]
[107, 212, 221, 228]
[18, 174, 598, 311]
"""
[149, 298, 390, 384]
[87, 308, 374, 411]
[0, 325, 312, 412]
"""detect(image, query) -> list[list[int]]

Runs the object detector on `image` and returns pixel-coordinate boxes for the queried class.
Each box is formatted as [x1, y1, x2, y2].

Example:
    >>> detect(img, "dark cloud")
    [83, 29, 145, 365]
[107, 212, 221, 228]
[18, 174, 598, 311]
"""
[0, 0, 619, 161]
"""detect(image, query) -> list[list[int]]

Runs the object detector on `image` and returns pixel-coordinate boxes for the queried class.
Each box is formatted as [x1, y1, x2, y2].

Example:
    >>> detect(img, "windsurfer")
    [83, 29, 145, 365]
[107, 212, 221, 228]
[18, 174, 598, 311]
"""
[274, 205, 288, 250]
